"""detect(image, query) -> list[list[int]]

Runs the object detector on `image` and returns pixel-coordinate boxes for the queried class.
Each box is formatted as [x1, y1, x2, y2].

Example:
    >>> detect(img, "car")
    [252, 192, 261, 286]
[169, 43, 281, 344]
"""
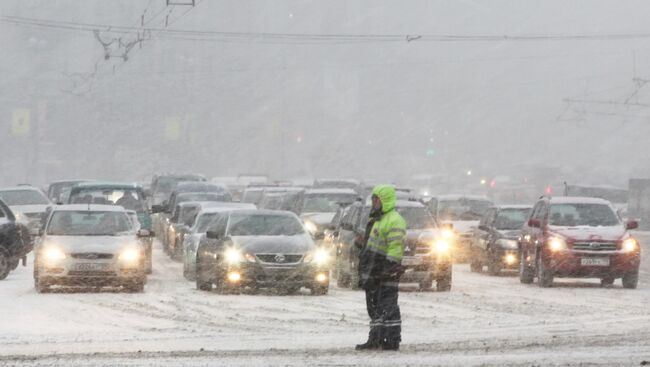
[335, 199, 454, 291]
[257, 187, 305, 214]
[426, 195, 494, 262]
[0, 186, 53, 236]
[300, 188, 359, 241]
[195, 210, 330, 295]
[182, 203, 256, 280]
[67, 181, 154, 273]
[33, 204, 153, 293]
[46, 179, 93, 204]
[519, 196, 641, 288]
[149, 174, 206, 208]
[159, 191, 234, 255]
[152, 184, 232, 254]
[0, 199, 32, 280]
[313, 178, 361, 193]
[469, 205, 532, 275]
[240, 184, 281, 206]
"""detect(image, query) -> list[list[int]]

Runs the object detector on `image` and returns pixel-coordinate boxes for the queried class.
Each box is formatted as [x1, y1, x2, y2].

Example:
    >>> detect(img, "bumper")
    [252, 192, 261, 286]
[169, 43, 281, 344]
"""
[494, 249, 520, 269]
[222, 263, 329, 288]
[546, 251, 640, 278]
[37, 260, 146, 285]
[400, 254, 452, 282]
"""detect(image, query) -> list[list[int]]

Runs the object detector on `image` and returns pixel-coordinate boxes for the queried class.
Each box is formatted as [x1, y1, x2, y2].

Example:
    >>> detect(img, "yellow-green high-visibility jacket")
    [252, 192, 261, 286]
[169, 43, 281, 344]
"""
[367, 185, 406, 262]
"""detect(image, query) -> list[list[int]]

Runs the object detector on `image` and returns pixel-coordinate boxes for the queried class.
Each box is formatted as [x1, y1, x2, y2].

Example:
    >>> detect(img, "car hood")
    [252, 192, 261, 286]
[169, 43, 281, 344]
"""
[10, 204, 49, 215]
[441, 220, 479, 235]
[497, 229, 522, 239]
[41, 235, 139, 253]
[301, 212, 336, 226]
[548, 225, 627, 242]
[232, 234, 314, 254]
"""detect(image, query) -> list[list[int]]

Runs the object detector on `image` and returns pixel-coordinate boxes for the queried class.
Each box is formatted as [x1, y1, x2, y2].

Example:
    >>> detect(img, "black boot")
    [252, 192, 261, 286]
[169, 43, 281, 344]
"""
[381, 340, 400, 351]
[355, 328, 381, 350]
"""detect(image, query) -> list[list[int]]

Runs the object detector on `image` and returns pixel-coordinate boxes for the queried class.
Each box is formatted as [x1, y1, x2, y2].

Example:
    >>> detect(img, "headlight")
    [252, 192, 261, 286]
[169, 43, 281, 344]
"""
[548, 237, 566, 252]
[118, 248, 141, 262]
[14, 212, 25, 222]
[433, 239, 450, 253]
[440, 228, 455, 240]
[305, 248, 330, 265]
[304, 220, 318, 234]
[43, 247, 66, 261]
[497, 239, 518, 249]
[622, 238, 638, 252]
[224, 248, 243, 264]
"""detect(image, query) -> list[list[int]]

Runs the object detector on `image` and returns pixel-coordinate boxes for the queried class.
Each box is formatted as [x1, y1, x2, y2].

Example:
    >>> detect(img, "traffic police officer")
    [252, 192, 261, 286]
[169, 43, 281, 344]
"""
[355, 185, 406, 351]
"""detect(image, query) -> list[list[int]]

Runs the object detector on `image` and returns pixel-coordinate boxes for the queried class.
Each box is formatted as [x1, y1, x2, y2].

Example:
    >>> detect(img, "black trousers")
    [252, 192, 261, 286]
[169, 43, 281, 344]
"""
[365, 279, 401, 345]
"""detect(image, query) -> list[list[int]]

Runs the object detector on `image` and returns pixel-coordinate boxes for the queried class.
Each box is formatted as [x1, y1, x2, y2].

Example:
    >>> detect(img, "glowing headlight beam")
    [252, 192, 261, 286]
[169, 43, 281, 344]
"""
[434, 240, 450, 253]
[118, 248, 140, 262]
[224, 248, 243, 264]
[44, 247, 66, 261]
[304, 221, 318, 234]
[548, 237, 566, 252]
[622, 238, 638, 252]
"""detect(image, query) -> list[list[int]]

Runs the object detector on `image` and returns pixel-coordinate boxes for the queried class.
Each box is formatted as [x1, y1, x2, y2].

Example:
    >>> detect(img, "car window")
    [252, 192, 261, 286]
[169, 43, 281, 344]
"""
[0, 190, 50, 205]
[549, 203, 620, 227]
[226, 214, 305, 236]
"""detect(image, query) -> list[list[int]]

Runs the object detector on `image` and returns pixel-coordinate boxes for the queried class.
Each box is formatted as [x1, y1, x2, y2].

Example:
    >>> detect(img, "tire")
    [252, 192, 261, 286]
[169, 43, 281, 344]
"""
[349, 268, 360, 290]
[336, 269, 351, 288]
[419, 279, 433, 291]
[171, 239, 182, 262]
[145, 243, 152, 274]
[622, 272, 638, 289]
[0, 250, 10, 280]
[487, 253, 502, 276]
[126, 280, 145, 293]
[519, 251, 534, 284]
[310, 284, 329, 295]
[436, 272, 452, 292]
[537, 254, 554, 288]
[600, 277, 615, 286]
[470, 260, 482, 273]
[196, 264, 212, 291]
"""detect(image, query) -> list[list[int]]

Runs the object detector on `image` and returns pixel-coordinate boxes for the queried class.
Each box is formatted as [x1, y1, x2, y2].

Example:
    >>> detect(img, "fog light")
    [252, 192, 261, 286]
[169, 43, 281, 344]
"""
[505, 254, 516, 265]
[315, 273, 328, 283]
[227, 271, 241, 282]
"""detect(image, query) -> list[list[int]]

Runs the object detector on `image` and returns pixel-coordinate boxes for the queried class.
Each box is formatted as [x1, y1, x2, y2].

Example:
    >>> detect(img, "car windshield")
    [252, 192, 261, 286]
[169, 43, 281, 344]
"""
[302, 193, 357, 213]
[437, 199, 492, 221]
[494, 208, 530, 230]
[69, 189, 146, 212]
[227, 214, 305, 236]
[195, 213, 220, 233]
[549, 203, 620, 227]
[179, 206, 200, 226]
[397, 207, 437, 230]
[0, 190, 49, 205]
[46, 211, 133, 236]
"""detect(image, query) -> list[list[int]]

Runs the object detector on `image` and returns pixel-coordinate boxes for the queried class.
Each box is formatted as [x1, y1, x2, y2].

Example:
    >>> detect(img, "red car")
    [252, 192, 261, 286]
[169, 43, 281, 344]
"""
[519, 196, 640, 288]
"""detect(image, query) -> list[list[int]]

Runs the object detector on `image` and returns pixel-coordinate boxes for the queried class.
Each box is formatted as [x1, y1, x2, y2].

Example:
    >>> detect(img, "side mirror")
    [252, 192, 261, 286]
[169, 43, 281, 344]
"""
[528, 218, 541, 228]
[441, 222, 454, 230]
[626, 220, 639, 230]
[150, 205, 164, 214]
[137, 229, 154, 238]
[478, 224, 489, 231]
[37, 228, 45, 237]
[206, 231, 221, 240]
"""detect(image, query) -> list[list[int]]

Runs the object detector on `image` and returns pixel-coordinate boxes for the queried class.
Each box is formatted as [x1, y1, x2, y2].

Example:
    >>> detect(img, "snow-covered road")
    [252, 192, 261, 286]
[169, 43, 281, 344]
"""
[2, 235, 650, 366]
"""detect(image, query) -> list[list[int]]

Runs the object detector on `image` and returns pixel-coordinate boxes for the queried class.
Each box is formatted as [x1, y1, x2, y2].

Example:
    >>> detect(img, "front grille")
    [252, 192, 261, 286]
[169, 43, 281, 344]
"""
[404, 239, 419, 256]
[572, 242, 617, 251]
[67, 271, 117, 277]
[70, 253, 114, 260]
[255, 254, 303, 264]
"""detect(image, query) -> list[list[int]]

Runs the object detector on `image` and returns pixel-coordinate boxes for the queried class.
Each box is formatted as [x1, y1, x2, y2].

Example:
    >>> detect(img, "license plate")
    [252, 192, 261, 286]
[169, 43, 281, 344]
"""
[73, 263, 111, 272]
[580, 257, 610, 266]
[401, 257, 422, 266]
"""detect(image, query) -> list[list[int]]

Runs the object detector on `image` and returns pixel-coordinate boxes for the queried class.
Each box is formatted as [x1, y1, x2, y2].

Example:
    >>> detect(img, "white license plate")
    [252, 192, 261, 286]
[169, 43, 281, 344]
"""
[580, 257, 610, 266]
[401, 257, 422, 266]
[73, 263, 111, 272]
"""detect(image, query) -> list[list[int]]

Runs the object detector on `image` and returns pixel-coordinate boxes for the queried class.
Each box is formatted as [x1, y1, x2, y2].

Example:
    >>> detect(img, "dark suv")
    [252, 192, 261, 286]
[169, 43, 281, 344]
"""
[520, 196, 640, 288]
[335, 199, 453, 291]
[470, 205, 531, 275]
[0, 199, 31, 280]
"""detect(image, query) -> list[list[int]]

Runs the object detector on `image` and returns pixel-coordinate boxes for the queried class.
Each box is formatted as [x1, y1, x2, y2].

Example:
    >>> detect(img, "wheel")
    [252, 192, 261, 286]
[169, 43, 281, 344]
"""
[487, 253, 502, 276]
[600, 277, 615, 286]
[196, 272, 212, 291]
[171, 239, 182, 262]
[0, 251, 10, 280]
[419, 279, 433, 291]
[310, 284, 329, 295]
[336, 268, 351, 288]
[126, 280, 145, 293]
[519, 251, 534, 284]
[436, 272, 452, 292]
[537, 254, 553, 288]
[470, 260, 482, 273]
[145, 244, 152, 274]
[349, 261, 360, 290]
[622, 272, 638, 289]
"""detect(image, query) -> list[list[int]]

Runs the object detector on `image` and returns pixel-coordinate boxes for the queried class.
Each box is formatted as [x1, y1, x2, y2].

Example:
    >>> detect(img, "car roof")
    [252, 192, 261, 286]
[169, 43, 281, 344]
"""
[71, 181, 142, 190]
[435, 194, 491, 201]
[263, 187, 304, 193]
[547, 196, 613, 205]
[52, 204, 127, 212]
[315, 178, 360, 184]
[174, 182, 228, 191]
[498, 204, 533, 210]
[363, 199, 425, 208]
[0, 186, 44, 192]
[48, 179, 93, 185]
[226, 209, 297, 217]
[198, 205, 257, 215]
[305, 188, 357, 195]
[177, 191, 229, 198]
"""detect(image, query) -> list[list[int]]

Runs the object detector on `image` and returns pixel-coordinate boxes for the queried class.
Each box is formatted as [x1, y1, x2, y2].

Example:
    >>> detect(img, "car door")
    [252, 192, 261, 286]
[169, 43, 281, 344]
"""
[531, 201, 548, 261]
[475, 208, 496, 260]
[522, 200, 544, 256]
